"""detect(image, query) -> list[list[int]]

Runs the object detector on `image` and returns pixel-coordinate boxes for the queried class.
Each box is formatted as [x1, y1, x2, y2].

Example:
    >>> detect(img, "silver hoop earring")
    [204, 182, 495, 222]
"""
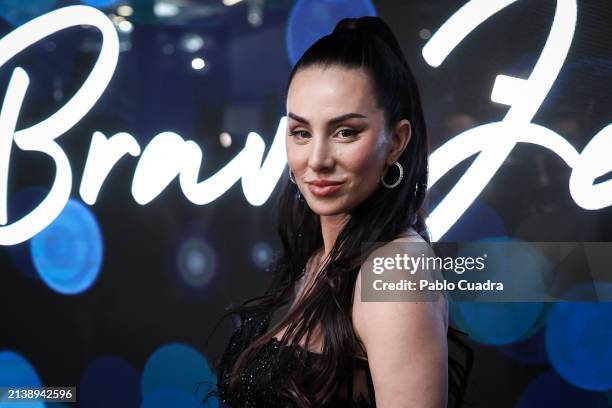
[288, 168, 296, 184]
[288, 168, 304, 202]
[380, 162, 404, 189]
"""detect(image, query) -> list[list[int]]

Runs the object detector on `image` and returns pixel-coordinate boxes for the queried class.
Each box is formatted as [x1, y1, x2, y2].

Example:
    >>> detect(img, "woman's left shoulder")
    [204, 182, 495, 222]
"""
[392, 226, 426, 243]
[385, 227, 433, 258]
[353, 225, 448, 342]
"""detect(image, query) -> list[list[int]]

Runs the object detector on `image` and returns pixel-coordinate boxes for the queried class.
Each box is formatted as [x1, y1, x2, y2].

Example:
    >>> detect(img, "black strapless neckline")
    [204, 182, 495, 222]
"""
[210, 307, 378, 407]
[268, 336, 370, 366]
[209, 304, 473, 408]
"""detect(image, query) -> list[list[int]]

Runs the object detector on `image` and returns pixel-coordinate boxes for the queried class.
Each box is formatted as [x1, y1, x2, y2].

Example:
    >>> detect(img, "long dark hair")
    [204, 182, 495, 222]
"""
[201, 16, 471, 407]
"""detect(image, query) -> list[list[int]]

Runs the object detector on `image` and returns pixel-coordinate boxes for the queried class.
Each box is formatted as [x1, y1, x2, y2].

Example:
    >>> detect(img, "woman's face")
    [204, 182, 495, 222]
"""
[286, 65, 407, 216]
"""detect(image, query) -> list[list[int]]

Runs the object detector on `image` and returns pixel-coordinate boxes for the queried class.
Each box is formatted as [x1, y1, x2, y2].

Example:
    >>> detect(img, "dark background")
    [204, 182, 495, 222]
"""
[1, 0, 611, 407]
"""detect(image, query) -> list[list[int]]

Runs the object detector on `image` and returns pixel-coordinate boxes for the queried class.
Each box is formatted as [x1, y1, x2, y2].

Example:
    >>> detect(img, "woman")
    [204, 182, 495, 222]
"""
[201, 16, 472, 408]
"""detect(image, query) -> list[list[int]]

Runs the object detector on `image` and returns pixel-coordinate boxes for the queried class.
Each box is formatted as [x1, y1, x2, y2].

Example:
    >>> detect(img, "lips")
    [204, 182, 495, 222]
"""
[306, 179, 344, 197]
[308, 179, 344, 187]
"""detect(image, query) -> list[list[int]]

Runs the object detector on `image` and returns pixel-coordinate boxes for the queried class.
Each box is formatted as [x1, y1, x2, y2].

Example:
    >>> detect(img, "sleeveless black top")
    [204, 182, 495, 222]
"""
[206, 303, 473, 407]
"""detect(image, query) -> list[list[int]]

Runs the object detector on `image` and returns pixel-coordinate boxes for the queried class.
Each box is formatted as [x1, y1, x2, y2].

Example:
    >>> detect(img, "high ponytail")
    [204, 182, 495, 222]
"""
[333, 16, 406, 64]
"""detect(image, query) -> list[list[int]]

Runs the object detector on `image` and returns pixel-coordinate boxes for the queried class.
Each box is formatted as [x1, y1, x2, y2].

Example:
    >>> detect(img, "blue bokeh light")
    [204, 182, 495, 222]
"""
[449, 237, 549, 345]
[141, 343, 218, 407]
[80, 0, 122, 9]
[30, 198, 104, 295]
[251, 241, 274, 270]
[176, 238, 218, 288]
[141, 388, 199, 408]
[440, 199, 507, 242]
[456, 238, 553, 301]
[497, 325, 548, 364]
[546, 287, 612, 391]
[0, 350, 44, 408]
[0, 0, 55, 26]
[79, 356, 141, 408]
[514, 371, 608, 408]
[452, 301, 545, 345]
[286, 0, 377, 66]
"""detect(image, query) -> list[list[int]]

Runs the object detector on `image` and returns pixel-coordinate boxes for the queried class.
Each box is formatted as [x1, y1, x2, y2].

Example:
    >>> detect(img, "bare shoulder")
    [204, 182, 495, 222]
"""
[393, 226, 425, 242]
[353, 228, 447, 337]
[352, 227, 449, 406]
[353, 227, 448, 345]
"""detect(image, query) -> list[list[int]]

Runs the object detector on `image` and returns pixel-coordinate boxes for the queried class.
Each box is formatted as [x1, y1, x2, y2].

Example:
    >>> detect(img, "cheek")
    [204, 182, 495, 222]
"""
[286, 142, 307, 170]
[342, 136, 387, 179]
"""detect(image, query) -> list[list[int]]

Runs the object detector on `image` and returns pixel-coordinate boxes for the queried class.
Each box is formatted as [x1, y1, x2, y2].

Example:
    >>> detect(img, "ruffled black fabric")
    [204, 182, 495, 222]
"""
[201, 306, 472, 408]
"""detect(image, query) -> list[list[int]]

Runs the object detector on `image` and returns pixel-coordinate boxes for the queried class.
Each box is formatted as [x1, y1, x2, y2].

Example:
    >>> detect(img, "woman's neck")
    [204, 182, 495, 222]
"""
[319, 213, 350, 258]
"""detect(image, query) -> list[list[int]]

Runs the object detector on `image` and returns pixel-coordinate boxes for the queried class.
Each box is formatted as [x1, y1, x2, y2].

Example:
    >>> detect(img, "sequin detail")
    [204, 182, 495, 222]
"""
[207, 307, 472, 408]
[210, 308, 374, 407]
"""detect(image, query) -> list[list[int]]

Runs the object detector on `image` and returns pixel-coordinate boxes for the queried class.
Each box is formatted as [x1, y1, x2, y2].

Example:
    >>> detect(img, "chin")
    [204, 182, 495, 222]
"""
[305, 199, 349, 216]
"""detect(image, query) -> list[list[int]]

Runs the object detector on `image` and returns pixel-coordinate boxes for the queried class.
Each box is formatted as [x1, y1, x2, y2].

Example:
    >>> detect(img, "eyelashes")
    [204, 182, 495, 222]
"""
[288, 130, 309, 138]
[337, 129, 358, 138]
[287, 128, 361, 139]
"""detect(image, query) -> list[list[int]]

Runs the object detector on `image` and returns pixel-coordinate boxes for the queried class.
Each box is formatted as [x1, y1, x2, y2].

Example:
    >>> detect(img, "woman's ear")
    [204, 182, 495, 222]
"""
[386, 119, 412, 165]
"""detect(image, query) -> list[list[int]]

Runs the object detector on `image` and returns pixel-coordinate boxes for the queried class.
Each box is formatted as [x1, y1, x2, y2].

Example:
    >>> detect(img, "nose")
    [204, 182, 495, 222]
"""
[308, 135, 335, 172]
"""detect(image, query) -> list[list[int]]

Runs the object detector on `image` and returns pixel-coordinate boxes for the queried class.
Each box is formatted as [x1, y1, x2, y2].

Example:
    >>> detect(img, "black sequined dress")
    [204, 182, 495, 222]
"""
[208, 301, 472, 408]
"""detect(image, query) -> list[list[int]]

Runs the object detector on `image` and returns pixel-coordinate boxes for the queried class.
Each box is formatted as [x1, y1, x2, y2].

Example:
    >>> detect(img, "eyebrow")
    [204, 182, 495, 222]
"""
[287, 112, 367, 126]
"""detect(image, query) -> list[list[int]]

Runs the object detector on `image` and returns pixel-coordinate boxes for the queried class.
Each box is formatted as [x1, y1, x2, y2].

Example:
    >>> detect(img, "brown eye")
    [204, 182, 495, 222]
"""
[289, 130, 310, 138]
[336, 129, 358, 138]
